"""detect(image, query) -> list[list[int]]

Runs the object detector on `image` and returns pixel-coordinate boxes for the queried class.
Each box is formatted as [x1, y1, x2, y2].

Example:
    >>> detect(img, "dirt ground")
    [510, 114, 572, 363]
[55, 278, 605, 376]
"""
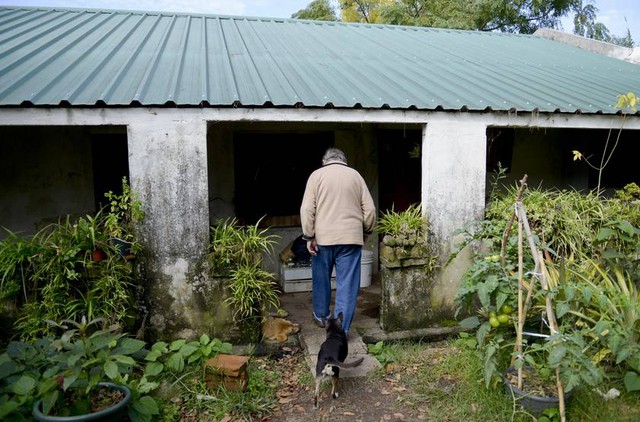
[263, 346, 428, 422]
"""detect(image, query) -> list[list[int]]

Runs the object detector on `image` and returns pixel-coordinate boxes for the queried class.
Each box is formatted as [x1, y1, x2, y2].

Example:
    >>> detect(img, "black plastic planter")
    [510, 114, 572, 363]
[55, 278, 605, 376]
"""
[33, 382, 131, 422]
[503, 367, 572, 417]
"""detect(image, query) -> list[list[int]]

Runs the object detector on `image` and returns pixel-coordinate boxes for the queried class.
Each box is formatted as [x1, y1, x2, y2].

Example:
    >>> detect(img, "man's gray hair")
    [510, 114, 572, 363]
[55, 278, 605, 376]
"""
[322, 148, 347, 165]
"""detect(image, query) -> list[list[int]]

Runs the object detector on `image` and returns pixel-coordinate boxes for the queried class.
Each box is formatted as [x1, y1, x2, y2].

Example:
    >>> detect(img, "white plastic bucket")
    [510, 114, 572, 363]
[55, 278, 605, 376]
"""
[360, 250, 374, 287]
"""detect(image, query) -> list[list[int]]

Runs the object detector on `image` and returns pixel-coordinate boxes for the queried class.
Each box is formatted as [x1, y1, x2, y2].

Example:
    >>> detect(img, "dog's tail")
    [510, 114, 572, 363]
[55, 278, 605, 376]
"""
[327, 356, 364, 368]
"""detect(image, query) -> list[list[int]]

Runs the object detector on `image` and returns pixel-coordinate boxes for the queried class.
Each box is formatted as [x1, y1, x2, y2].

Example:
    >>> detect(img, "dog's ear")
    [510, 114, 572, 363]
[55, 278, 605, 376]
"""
[336, 312, 344, 324]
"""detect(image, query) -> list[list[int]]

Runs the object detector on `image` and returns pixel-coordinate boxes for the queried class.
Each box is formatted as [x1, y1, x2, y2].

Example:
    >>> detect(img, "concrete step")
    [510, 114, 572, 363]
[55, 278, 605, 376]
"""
[279, 291, 381, 378]
[299, 323, 381, 378]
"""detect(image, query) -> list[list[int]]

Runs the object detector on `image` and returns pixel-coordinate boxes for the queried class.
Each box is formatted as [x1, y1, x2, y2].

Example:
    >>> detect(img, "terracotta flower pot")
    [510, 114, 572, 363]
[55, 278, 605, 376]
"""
[91, 250, 106, 262]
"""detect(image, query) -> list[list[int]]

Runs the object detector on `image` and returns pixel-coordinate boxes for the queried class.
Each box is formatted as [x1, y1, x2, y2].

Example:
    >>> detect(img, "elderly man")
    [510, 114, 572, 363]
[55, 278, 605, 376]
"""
[300, 147, 376, 337]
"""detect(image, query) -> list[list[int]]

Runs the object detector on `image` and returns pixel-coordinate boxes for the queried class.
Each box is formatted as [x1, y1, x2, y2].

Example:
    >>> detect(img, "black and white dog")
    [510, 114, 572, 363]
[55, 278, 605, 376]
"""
[313, 313, 364, 409]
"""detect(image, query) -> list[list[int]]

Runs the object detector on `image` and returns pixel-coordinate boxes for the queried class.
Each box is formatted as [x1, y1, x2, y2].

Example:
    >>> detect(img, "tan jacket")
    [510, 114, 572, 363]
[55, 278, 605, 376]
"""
[300, 161, 376, 246]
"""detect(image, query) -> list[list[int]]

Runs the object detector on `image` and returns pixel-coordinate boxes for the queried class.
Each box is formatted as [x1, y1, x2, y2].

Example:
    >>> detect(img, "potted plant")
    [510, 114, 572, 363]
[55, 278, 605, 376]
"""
[375, 204, 439, 330]
[502, 341, 574, 417]
[0, 317, 148, 421]
[103, 177, 144, 259]
[208, 217, 280, 343]
[377, 203, 436, 268]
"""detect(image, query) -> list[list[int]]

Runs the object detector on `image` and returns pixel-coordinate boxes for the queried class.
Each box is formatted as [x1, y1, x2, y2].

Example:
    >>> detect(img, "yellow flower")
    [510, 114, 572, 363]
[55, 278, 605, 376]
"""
[572, 150, 583, 161]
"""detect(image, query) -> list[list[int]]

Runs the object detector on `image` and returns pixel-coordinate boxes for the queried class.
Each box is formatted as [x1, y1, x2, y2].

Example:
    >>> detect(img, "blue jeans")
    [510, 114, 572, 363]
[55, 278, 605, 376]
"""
[311, 244, 362, 335]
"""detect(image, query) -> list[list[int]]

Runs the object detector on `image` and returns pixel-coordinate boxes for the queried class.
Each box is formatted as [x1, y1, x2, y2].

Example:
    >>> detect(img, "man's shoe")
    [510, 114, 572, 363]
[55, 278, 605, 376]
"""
[312, 312, 326, 328]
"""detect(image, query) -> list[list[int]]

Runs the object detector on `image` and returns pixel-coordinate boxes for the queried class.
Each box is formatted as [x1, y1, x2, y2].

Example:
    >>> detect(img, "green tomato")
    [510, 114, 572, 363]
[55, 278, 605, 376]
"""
[497, 314, 509, 324]
[500, 304, 513, 315]
[489, 317, 500, 328]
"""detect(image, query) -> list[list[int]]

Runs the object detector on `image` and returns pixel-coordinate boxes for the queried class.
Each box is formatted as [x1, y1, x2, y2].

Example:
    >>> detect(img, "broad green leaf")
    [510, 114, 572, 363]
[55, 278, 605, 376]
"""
[41, 390, 59, 416]
[151, 342, 168, 352]
[144, 361, 163, 376]
[555, 301, 569, 319]
[618, 220, 636, 236]
[131, 395, 160, 416]
[459, 316, 480, 329]
[166, 353, 184, 372]
[179, 344, 199, 357]
[104, 360, 119, 379]
[169, 339, 186, 351]
[0, 400, 20, 419]
[597, 227, 616, 241]
[10, 375, 36, 396]
[112, 355, 136, 365]
[145, 350, 162, 362]
[624, 371, 640, 392]
[115, 338, 146, 355]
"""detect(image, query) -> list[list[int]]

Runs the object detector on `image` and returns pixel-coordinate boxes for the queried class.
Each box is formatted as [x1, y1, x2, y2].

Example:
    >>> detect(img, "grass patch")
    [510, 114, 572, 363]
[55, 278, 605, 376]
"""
[156, 356, 283, 421]
[371, 338, 640, 421]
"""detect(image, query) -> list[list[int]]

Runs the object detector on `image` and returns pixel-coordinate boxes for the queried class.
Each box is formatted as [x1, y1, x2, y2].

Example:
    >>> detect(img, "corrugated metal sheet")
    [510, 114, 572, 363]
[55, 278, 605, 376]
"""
[0, 6, 639, 114]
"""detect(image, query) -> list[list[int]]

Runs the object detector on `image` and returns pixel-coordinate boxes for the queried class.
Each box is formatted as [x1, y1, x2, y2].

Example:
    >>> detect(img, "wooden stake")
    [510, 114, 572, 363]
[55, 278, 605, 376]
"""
[500, 175, 528, 268]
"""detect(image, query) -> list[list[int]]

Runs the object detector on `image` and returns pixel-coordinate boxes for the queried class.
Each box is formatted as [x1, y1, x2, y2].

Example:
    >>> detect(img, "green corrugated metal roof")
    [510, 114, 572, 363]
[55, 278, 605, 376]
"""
[0, 6, 639, 114]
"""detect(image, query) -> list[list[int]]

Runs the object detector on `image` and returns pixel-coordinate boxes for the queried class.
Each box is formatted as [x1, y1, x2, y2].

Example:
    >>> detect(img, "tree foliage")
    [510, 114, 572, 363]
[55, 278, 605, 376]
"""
[293, 0, 634, 46]
[291, 0, 338, 21]
[337, 0, 580, 33]
[573, 1, 634, 47]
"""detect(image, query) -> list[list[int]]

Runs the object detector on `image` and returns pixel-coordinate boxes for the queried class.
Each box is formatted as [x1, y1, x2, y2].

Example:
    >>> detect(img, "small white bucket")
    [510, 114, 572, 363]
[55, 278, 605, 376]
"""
[360, 250, 374, 287]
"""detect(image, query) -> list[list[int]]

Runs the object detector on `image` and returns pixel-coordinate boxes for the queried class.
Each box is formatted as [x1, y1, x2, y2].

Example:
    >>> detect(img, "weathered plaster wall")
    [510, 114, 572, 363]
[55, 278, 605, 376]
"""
[127, 117, 210, 340]
[422, 117, 488, 316]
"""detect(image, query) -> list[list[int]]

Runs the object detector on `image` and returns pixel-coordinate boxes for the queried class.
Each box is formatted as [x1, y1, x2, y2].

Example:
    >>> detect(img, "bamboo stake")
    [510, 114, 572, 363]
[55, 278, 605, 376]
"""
[501, 177, 566, 421]
[538, 253, 566, 422]
[510, 258, 539, 368]
[500, 175, 528, 268]
[516, 201, 524, 390]
[517, 202, 566, 422]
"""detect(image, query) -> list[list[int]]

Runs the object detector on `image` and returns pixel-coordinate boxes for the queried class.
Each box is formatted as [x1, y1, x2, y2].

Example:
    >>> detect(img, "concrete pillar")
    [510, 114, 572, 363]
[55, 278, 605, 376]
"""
[127, 116, 210, 340]
[422, 118, 487, 313]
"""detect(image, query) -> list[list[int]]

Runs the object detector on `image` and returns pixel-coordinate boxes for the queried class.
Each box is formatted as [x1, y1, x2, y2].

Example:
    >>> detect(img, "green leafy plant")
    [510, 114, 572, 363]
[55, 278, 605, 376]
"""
[367, 341, 397, 367]
[377, 203, 439, 272]
[0, 317, 158, 420]
[0, 212, 142, 341]
[226, 263, 280, 319]
[103, 176, 144, 246]
[554, 258, 640, 392]
[209, 218, 280, 321]
[455, 183, 640, 397]
[0, 229, 43, 303]
[208, 217, 278, 276]
[376, 203, 427, 247]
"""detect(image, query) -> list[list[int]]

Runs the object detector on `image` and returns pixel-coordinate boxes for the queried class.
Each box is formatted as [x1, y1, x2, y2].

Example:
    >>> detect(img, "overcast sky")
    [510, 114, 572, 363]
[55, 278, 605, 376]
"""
[1, 0, 638, 44]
